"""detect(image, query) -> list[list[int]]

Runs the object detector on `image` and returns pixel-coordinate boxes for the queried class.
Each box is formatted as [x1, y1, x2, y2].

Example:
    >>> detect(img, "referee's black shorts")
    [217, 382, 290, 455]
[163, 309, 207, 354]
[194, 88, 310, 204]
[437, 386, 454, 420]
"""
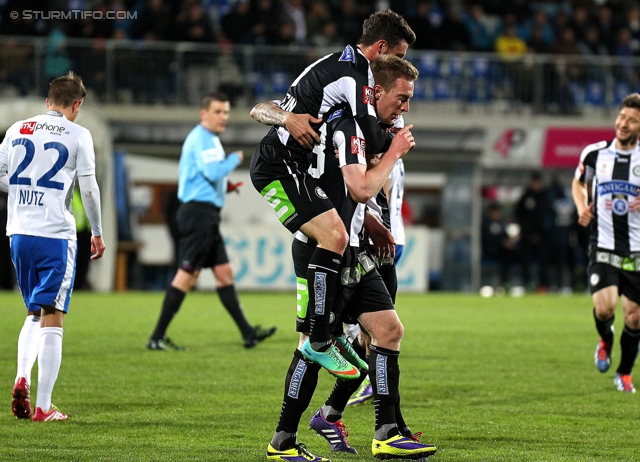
[176, 201, 229, 272]
[250, 142, 335, 233]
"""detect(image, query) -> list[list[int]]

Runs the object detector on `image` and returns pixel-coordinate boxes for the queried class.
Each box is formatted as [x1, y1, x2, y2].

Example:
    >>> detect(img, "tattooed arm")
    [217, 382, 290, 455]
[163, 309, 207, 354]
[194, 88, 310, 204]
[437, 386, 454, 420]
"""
[250, 101, 322, 150]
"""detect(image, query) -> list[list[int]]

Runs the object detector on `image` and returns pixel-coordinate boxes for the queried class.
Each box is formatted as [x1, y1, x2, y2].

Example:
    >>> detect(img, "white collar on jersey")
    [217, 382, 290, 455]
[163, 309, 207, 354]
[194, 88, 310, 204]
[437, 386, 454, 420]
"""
[44, 110, 63, 117]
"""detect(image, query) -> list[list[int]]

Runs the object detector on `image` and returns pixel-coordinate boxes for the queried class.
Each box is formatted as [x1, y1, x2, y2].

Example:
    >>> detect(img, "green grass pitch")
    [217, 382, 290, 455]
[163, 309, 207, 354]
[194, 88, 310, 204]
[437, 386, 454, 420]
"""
[1, 291, 639, 461]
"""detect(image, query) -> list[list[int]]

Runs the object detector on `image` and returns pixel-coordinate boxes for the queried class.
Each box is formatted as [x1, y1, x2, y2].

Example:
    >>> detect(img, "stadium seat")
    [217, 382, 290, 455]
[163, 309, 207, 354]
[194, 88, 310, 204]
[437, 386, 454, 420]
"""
[470, 57, 490, 78]
[270, 71, 290, 96]
[416, 53, 440, 78]
[412, 78, 428, 100]
[247, 71, 265, 97]
[433, 78, 452, 100]
[614, 81, 631, 105]
[584, 81, 605, 106]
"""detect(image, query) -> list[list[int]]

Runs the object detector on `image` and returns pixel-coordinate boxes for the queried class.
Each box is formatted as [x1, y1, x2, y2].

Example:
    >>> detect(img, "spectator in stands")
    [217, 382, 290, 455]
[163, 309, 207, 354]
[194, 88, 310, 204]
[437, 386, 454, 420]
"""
[522, 10, 554, 47]
[481, 202, 519, 289]
[465, 4, 500, 52]
[438, 6, 471, 51]
[503, 0, 531, 25]
[0, 39, 33, 96]
[548, 26, 582, 113]
[174, 1, 216, 42]
[309, 20, 342, 48]
[216, 43, 245, 106]
[131, 0, 174, 41]
[578, 26, 609, 56]
[306, 0, 331, 41]
[527, 24, 551, 54]
[283, 0, 307, 45]
[495, 23, 527, 58]
[221, 0, 252, 44]
[407, 1, 439, 50]
[44, 21, 73, 94]
[248, 0, 283, 45]
[596, 5, 618, 55]
[570, 6, 594, 45]
[515, 172, 554, 292]
[627, 6, 640, 55]
[335, 0, 365, 43]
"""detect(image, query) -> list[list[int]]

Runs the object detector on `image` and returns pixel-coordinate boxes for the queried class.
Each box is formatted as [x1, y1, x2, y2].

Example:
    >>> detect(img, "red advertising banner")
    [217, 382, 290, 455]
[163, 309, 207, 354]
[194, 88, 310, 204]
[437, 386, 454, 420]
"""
[542, 127, 615, 168]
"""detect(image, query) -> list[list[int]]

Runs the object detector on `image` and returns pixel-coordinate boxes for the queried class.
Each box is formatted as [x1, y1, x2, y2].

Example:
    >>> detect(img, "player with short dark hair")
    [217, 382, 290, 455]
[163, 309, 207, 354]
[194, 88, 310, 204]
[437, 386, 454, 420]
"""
[250, 8, 416, 380]
[147, 92, 276, 351]
[572, 92, 640, 393]
[1, 71, 105, 421]
[262, 55, 436, 461]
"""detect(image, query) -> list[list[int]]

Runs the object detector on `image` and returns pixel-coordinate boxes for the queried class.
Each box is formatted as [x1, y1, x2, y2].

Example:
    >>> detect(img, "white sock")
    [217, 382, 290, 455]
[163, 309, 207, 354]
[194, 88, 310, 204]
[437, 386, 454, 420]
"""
[36, 327, 63, 412]
[15, 315, 41, 386]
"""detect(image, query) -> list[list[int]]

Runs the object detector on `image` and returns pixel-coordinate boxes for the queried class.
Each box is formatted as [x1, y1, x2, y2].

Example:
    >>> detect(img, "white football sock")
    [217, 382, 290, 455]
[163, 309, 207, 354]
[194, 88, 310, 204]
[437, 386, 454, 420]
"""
[15, 315, 41, 386]
[36, 327, 63, 412]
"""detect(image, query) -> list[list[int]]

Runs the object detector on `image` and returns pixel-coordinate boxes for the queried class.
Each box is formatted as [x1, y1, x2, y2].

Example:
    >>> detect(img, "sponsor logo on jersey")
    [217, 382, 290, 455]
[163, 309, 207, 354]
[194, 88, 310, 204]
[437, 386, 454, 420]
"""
[314, 272, 327, 315]
[597, 180, 640, 196]
[363, 86, 374, 105]
[327, 109, 343, 122]
[19, 121, 66, 135]
[287, 359, 307, 398]
[19, 122, 36, 134]
[351, 136, 366, 157]
[339, 45, 356, 63]
[375, 354, 389, 395]
[315, 186, 328, 200]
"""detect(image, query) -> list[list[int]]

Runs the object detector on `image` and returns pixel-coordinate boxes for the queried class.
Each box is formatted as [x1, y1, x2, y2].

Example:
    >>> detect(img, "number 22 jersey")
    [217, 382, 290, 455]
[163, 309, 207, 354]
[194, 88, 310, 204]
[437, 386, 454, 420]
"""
[0, 110, 96, 240]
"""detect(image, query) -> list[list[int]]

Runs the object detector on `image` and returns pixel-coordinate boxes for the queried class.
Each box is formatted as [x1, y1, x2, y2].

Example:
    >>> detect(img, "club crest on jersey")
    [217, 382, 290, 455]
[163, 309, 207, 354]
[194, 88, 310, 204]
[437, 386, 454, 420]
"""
[327, 109, 343, 123]
[339, 45, 356, 63]
[612, 197, 629, 215]
[363, 86, 374, 105]
[315, 186, 328, 200]
[351, 136, 366, 157]
[19, 121, 36, 134]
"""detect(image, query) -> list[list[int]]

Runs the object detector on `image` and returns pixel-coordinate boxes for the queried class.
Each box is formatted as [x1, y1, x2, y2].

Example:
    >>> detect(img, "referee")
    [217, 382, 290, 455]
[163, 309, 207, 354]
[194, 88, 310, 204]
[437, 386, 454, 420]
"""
[147, 92, 276, 351]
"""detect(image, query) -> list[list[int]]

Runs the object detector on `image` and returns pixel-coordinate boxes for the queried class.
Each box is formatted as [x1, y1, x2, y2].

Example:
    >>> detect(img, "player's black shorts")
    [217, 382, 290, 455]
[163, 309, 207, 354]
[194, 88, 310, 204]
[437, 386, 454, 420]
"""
[176, 201, 229, 272]
[588, 262, 640, 304]
[292, 238, 394, 332]
[250, 142, 335, 233]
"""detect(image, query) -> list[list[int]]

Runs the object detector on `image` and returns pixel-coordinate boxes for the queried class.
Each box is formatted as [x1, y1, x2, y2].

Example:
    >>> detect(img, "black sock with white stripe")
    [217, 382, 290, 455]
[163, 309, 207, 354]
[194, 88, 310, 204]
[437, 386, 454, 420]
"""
[369, 344, 400, 441]
[593, 308, 615, 345]
[308, 248, 341, 349]
[272, 349, 321, 449]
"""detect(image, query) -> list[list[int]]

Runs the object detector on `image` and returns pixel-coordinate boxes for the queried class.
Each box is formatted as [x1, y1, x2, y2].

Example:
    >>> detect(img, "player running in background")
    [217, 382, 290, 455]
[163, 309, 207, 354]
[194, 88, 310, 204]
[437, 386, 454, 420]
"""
[147, 92, 276, 351]
[572, 92, 640, 393]
[250, 10, 416, 379]
[0, 71, 106, 420]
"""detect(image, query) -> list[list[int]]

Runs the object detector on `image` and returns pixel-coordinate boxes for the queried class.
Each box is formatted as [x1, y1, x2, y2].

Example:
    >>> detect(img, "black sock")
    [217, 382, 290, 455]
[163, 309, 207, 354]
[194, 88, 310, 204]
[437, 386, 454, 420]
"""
[593, 308, 615, 345]
[275, 349, 321, 437]
[616, 325, 640, 375]
[217, 284, 254, 339]
[369, 344, 400, 440]
[307, 248, 341, 347]
[151, 286, 186, 341]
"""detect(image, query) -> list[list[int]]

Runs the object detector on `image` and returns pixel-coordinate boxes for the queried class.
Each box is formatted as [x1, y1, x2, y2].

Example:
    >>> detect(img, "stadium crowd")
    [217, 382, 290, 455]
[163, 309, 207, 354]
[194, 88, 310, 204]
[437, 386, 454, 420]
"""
[0, 0, 639, 56]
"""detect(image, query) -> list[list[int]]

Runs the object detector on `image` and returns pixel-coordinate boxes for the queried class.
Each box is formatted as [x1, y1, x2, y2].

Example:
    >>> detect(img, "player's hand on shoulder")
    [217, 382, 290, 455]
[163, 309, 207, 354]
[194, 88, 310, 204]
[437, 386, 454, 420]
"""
[283, 113, 322, 150]
[90, 235, 106, 260]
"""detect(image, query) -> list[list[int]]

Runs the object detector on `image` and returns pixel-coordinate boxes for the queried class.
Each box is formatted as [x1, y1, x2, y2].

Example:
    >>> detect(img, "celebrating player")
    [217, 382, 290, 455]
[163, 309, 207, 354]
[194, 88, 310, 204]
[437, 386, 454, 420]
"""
[1, 71, 106, 421]
[250, 9, 416, 380]
[572, 92, 640, 393]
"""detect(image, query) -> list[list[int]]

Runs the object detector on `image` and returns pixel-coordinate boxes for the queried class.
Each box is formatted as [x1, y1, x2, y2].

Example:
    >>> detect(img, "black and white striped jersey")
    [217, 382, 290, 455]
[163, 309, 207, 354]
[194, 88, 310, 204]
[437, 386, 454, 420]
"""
[260, 44, 391, 162]
[575, 139, 640, 255]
